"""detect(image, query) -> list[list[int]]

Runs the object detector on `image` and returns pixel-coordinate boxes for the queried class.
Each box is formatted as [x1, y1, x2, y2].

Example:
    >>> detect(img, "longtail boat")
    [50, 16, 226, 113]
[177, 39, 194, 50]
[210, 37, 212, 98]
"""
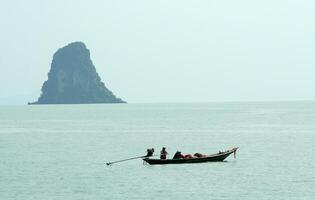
[143, 147, 238, 165]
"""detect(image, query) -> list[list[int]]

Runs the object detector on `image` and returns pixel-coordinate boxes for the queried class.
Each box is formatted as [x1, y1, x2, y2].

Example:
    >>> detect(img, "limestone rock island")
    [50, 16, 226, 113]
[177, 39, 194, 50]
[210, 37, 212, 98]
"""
[30, 42, 126, 104]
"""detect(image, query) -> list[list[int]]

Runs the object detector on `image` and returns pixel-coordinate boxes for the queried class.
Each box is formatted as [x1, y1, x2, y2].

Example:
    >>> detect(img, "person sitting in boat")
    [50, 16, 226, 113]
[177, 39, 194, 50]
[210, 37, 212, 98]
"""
[160, 147, 168, 159]
[194, 153, 206, 158]
[183, 154, 193, 159]
[146, 148, 154, 157]
[173, 151, 184, 159]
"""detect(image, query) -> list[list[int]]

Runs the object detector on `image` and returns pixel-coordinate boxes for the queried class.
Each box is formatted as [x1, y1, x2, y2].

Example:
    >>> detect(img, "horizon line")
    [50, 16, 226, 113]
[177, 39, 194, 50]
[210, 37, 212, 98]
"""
[1, 99, 315, 106]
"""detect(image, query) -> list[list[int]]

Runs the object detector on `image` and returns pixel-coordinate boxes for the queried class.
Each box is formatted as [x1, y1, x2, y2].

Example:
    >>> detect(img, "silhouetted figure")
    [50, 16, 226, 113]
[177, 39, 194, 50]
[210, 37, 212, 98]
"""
[160, 147, 168, 159]
[146, 148, 154, 157]
[173, 151, 183, 159]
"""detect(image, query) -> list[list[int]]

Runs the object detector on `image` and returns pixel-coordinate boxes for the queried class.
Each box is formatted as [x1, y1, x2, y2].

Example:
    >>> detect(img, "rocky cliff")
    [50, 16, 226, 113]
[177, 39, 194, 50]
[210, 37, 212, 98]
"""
[30, 42, 125, 104]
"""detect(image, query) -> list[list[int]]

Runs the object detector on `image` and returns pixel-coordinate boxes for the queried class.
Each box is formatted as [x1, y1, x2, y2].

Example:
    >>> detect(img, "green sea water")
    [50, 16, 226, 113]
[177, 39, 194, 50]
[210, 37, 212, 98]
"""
[0, 102, 315, 199]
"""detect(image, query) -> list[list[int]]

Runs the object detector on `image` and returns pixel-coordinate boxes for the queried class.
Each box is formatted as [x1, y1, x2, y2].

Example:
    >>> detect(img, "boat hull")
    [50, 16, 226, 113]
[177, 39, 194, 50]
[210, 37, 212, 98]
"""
[143, 148, 237, 165]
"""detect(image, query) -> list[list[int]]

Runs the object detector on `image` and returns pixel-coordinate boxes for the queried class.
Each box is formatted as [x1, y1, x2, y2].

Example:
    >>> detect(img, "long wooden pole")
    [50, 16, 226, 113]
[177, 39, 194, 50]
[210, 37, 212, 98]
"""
[106, 155, 145, 166]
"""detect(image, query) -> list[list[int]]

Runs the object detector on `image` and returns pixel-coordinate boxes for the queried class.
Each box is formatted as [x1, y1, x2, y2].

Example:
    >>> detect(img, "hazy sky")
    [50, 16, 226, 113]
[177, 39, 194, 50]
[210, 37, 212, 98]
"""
[1, 0, 315, 104]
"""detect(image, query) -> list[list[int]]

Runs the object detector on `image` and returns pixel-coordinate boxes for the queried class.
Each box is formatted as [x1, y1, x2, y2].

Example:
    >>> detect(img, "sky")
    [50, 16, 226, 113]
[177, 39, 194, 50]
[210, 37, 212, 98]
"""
[0, 0, 315, 104]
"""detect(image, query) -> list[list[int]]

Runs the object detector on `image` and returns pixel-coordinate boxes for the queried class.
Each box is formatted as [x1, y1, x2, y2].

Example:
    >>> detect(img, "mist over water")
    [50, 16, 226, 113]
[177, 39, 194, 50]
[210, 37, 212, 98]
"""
[0, 102, 314, 199]
[2, 1, 315, 103]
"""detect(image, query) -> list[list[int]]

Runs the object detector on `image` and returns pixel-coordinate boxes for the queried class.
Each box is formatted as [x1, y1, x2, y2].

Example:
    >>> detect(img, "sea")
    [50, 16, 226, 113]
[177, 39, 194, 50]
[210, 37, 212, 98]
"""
[0, 102, 315, 200]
